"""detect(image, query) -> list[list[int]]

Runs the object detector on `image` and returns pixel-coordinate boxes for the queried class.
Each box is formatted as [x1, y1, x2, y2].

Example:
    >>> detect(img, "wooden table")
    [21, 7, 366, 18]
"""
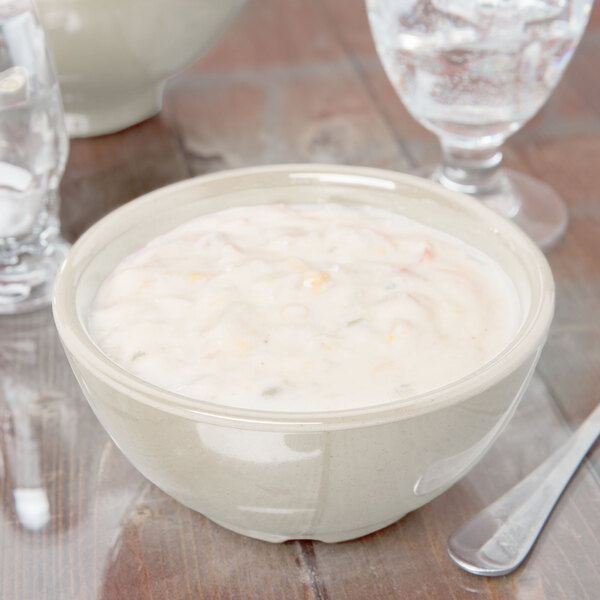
[2, 1, 599, 598]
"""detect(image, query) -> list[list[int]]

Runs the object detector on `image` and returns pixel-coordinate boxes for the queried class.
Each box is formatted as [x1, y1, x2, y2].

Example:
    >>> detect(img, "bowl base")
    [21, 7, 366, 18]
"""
[64, 86, 164, 138]
[209, 514, 403, 544]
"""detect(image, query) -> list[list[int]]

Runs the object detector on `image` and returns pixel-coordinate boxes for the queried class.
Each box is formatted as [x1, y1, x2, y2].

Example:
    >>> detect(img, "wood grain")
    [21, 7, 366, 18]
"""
[2, 0, 599, 598]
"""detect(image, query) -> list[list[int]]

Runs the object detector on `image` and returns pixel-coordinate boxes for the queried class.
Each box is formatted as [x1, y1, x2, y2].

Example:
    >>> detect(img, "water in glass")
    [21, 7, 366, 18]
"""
[367, 0, 591, 149]
[0, 1, 69, 313]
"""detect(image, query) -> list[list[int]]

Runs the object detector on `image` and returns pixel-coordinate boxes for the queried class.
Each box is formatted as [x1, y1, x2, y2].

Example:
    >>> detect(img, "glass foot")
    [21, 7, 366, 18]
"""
[0, 234, 70, 314]
[417, 166, 568, 251]
[490, 169, 568, 251]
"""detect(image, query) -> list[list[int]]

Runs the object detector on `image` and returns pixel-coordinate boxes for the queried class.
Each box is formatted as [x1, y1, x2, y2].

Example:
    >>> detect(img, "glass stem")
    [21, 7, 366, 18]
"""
[437, 144, 505, 196]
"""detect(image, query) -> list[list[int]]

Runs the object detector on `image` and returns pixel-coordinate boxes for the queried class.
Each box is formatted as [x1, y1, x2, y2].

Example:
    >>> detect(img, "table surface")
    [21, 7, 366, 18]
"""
[2, 1, 600, 598]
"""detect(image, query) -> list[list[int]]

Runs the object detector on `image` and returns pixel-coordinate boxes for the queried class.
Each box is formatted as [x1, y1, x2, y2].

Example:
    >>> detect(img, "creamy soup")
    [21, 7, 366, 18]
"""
[89, 202, 522, 411]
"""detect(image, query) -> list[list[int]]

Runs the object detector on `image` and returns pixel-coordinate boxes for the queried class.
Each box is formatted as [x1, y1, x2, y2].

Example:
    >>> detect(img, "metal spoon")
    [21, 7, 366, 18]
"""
[447, 402, 600, 576]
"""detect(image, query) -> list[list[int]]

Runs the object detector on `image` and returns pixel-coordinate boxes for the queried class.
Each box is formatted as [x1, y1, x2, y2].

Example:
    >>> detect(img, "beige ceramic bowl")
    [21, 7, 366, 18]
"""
[38, 0, 246, 137]
[53, 165, 554, 542]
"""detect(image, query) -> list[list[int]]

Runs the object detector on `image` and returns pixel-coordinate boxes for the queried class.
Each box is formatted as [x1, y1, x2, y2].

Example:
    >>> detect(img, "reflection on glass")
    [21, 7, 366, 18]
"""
[0, 309, 62, 532]
[13, 487, 50, 531]
[0, 307, 153, 596]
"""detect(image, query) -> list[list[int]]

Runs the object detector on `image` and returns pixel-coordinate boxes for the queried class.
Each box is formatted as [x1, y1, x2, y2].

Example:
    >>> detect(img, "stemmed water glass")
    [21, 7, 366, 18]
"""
[0, 0, 69, 313]
[366, 0, 594, 249]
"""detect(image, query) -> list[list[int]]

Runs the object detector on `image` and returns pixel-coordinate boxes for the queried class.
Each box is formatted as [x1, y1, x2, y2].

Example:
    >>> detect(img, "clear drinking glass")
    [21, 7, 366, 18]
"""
[366, 0, 594, 249]
[0, 0, 69, 313]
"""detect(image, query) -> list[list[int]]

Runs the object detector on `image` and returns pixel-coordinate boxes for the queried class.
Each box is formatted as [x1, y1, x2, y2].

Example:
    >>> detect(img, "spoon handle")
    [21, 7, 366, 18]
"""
[447, 403, 600, 576]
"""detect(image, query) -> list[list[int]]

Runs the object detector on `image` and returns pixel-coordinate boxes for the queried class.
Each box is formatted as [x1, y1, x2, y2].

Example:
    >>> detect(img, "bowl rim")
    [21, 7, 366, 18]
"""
[53, 163, 555, 431]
